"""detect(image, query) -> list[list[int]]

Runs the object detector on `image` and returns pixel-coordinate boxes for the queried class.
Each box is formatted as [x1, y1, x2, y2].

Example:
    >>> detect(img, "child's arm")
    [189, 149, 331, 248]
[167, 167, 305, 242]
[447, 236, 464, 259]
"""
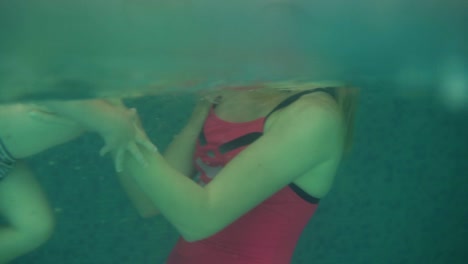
[38, 99, 157, 171]
[24, 99, 160, 217]
[0, 104, 84, 158]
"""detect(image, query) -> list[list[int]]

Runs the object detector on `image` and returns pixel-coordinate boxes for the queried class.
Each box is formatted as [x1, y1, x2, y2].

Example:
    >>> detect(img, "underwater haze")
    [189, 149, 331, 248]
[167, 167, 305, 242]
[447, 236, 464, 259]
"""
[0, 0, 466, 104]
[1, 1, 467, 264]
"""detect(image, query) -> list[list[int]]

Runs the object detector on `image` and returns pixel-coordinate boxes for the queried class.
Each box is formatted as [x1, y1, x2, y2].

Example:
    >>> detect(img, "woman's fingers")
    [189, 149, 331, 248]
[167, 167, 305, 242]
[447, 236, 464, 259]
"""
[140, 138, 158, 154]
[110, 142, 150, 173]
[135, 131, 158, 153]
[128, 143, 147, 167]
[99, 145, 111, 157]
[115, 149, 125, 173]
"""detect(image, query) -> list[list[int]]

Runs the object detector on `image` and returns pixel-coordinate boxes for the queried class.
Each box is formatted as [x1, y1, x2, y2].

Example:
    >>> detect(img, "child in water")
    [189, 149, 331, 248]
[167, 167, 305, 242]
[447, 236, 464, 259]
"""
[0, 99, 154, 263]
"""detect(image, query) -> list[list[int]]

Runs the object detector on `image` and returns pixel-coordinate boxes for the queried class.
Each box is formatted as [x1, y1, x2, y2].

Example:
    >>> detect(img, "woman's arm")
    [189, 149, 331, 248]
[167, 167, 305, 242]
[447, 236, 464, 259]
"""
[164, 99, 211, 177]
[118, 96, 343, 242]
[116, 171, 160, 218]
[116, 99, 211, 218]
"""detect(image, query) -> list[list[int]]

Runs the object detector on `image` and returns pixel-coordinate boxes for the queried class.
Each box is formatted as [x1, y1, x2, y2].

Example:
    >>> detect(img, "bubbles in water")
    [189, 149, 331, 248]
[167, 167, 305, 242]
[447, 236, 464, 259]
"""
[439, 57, 467, 111]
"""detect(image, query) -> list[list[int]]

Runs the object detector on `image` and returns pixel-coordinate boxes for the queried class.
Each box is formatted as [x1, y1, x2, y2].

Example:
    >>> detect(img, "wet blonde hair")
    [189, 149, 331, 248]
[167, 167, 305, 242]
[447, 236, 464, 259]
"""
[333, 86, 359, 154]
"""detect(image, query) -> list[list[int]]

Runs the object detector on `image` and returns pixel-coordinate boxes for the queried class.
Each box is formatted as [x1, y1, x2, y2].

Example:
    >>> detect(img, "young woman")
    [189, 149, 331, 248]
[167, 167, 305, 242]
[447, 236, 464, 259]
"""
[0, 99, 153, 263]
[110, 84, 358, 263]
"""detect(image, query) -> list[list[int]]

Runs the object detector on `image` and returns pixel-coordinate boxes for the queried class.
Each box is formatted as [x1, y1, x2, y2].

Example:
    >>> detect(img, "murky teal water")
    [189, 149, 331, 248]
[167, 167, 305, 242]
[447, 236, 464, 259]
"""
[1, 0, 466, 102]
[7, 90, 467, 264]
[2, 1, 467, 263]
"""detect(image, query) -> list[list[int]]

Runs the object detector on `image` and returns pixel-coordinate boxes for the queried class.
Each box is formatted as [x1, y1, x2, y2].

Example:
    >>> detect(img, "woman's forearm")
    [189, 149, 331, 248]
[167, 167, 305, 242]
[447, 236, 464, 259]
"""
[163, 100, 210, 177]
[163, 122, 203, 177]
[116, 171, 160, 218]
[123, 147, 211, 242]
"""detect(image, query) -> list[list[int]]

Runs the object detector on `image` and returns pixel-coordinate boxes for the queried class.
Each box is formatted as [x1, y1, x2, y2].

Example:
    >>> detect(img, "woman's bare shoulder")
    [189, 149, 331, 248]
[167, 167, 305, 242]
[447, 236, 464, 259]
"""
[266, 91, 343, 134]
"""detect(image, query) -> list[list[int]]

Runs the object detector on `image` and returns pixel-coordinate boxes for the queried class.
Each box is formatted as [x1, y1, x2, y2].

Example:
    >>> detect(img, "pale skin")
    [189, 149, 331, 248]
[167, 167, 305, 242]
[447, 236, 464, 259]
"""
[113, 88, 345, 242]
[0, 100, 153, 263]
[12, 88, 345, 259]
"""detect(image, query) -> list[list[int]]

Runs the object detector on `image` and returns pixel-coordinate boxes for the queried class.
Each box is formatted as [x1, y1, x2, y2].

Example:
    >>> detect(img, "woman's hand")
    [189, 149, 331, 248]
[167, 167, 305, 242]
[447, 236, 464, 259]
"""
[95, 102, 158, 172]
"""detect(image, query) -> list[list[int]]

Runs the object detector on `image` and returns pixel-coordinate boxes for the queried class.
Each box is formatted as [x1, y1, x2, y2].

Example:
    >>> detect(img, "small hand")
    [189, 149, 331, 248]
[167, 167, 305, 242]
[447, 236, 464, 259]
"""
[98, 107, 158, 172]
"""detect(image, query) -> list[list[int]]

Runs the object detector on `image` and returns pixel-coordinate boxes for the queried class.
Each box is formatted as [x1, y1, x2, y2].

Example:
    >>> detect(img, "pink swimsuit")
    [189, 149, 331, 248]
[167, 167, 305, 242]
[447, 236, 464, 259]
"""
[167, 88, 335, 264]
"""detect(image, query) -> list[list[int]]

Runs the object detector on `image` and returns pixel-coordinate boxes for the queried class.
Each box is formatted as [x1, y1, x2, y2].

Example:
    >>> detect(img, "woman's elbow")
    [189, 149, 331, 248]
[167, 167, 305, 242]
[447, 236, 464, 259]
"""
[181, 231, 210, 242]
[179, 222, 222, 242]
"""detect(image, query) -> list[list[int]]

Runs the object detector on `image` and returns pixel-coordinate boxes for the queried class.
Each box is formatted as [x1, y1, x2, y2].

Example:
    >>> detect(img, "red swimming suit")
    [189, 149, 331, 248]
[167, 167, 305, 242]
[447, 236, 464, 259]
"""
[166, 88, 335, 264]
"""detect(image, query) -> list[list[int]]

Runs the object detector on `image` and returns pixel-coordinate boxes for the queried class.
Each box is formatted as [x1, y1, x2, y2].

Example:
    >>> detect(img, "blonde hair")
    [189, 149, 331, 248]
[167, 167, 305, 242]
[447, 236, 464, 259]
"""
[201, 81, 359, 153]
[333, 86, 359, 154]
[256, 81, 359, 153]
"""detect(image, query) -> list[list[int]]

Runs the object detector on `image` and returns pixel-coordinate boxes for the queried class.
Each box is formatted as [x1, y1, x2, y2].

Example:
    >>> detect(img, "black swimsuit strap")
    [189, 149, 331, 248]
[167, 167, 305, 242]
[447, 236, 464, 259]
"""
[200, 87, 337, 151]
[198, 88, 333, 204]
[264, 87, 337, 122]
[0, 138, 16, 180]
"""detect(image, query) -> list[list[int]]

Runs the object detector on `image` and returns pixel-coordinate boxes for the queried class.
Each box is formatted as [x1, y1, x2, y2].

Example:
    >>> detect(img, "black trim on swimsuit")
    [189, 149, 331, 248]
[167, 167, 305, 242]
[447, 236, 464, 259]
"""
[199, 88, 336, 147]
[219, 132, 263, 154]
[0, 138, 16, 180]
[199, 129, 208, 146]
[264, 87, 337, 121]
[289, 183, 320, 204]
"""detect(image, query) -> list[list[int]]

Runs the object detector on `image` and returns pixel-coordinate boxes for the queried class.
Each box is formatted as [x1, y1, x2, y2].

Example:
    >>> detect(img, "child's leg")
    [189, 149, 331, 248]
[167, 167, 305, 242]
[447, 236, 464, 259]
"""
[0, 163, 54, 263]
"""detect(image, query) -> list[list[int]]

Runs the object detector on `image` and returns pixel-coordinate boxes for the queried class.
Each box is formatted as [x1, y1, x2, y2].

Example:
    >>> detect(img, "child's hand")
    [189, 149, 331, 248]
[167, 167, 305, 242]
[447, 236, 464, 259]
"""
[97, 105, 157, 172]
